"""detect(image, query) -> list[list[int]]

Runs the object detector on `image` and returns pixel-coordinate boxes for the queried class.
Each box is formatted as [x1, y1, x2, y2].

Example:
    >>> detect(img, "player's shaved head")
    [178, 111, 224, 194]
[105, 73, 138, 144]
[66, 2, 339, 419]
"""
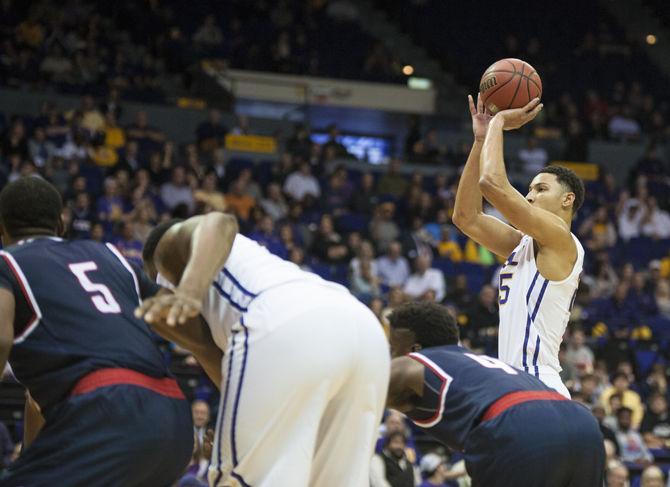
[388, 302, 459, 356]
[0, 176, 63, 240]
[142, 218, 183, 277]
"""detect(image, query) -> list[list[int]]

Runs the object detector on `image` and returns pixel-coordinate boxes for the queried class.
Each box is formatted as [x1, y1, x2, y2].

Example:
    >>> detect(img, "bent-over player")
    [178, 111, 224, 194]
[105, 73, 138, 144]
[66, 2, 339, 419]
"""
[138, 213, 390, 487]
[387, 302, 604, 487]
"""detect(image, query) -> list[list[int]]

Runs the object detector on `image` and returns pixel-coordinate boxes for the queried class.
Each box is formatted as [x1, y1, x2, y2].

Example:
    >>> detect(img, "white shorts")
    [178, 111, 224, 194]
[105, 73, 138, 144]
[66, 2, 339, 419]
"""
[208, 283, 390, 487]
[538, 370, 571, 399]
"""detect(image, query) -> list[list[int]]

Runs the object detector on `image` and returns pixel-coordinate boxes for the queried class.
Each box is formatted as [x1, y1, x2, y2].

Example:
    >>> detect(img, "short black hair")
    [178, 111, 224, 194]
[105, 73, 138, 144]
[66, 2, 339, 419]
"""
[142, 219, 182, 265]
[538, 165, 585, 215]
[0, 176, 62, 236]
[388, 302, 459, 348]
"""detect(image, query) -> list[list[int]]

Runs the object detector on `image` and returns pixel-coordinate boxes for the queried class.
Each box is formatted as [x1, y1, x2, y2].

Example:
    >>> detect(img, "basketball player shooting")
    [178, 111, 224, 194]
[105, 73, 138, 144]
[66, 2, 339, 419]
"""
[452, 94, 585, 398]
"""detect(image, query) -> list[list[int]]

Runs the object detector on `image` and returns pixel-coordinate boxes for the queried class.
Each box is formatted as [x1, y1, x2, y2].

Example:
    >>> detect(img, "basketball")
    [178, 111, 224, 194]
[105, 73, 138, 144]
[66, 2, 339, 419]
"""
[479, 58, 542, 114]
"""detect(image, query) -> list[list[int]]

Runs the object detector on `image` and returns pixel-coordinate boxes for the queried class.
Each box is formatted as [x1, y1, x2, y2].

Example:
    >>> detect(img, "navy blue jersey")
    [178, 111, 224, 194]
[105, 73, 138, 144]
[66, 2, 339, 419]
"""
[0, 237, 166, 413]
[406, 345, 553, 451]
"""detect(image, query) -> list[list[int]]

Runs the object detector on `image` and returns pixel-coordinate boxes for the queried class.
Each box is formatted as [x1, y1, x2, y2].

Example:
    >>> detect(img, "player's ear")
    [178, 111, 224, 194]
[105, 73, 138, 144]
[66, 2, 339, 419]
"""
[411, 343, 422, 353]
[56, 213, 65, 237]
[562, 192, 575, 211]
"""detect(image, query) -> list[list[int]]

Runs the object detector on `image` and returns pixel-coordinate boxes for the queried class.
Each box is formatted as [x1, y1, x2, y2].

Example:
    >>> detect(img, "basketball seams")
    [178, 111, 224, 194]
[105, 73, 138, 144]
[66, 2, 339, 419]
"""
[481, 74, 516, 103]
[482, 60, 542, 109]
[507, 63, 525, 109]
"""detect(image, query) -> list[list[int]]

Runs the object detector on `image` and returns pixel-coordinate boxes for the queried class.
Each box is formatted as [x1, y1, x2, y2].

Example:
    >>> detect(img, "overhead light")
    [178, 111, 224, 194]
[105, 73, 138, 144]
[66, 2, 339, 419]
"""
[646, 34, 657, 45]
[402, 65, 414, 76]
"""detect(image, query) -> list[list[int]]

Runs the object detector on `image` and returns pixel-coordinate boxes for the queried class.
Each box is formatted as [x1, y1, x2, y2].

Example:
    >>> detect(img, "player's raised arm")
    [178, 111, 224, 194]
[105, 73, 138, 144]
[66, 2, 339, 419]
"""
[452, 94, 523, 258]
[479, 99, 573, 251]
[387, 356, 424, 413]
[137, 212, 238, 326]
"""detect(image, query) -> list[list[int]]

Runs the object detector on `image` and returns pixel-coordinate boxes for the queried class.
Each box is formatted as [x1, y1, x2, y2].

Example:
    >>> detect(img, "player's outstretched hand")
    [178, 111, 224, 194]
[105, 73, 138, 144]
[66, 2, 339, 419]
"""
[494, 97, 543, 131]
[469, 92, 493, 141]
[134, 291, 202, 327]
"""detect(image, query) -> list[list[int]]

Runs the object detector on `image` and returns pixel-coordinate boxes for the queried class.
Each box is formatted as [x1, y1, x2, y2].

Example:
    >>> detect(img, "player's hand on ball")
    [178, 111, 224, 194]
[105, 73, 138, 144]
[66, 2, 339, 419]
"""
[135, 291, 202, 327]
[469, 92, 493, 141]
[494, 97, 543, 131]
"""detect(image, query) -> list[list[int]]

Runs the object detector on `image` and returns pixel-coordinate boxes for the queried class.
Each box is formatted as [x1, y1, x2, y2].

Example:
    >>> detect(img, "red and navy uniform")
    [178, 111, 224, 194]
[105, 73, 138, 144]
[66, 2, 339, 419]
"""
[0, 237, 192, 487]
[407, 345, 604, 487]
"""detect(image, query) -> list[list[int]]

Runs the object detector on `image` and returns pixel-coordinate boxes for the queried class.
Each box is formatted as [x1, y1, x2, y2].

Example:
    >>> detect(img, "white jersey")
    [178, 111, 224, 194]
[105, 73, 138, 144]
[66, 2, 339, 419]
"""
[195, 234, 346, 349]
[497, 233, 584, 377]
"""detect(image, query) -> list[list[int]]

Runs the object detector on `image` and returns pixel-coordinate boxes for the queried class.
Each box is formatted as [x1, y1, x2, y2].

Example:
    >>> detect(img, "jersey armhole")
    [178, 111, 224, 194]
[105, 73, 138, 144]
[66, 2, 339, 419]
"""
[407, 352, 453, 428]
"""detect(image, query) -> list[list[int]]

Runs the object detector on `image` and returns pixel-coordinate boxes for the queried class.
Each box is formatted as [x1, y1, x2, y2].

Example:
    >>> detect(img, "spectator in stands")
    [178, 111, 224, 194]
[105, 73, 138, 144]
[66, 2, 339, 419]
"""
[618, 198, 644, 241]
[370, 431, 418, 487]
[614, 406, 654, 466]
[70, 192, 94, 239]
[418, 452, 454, 487]
[286, 246, 308, 272]
[592, 404, 621, 455]
[609, 106, 641, 141]
[642, 197, 670, 240]
[323, 168, 353, 216]
[259, 182, 288, 222]
[628, 272, 658, 317]
[577, 374, 600, 408]
[566, 327, 595, 373]
[517, 137, 548, 174]
[225, 178, 256, 224]
[193, 171, 226, 213]
[602, 372, 645, 429]
[196, 109, 227, 153]
[655, 280, 670, 319]
[192, 400, 211, 447]
[403, 254, 445, 302]
[464, 285, 498, 345]
[605, 462, 629, 487]
[370, 202, 401, 254]
[350, 240, 377, 279]
[641, 393, 670, 449]
[283, 161, 321, 202]
[0, 420, 13, 469]
[161, 166, 194, 214]
[193, 14, 223, 50]
[321, 124, 349, 159]
[97, 176, 125, 231]
[126, 110, 165, 156]
[311, 213, 350, 264]
[578, 206, 617, 251]
[640, 465, 665, 487]
[444, 274, 473, 310]
[112, 221, 143, 267]
[377, 159, 408, 198]
[351, 258, 381, 299]
[589, 281, 637, 335]
[249, 215, 286, 258]
[375, 241, 409, 288]
[28, 126, 54, 168]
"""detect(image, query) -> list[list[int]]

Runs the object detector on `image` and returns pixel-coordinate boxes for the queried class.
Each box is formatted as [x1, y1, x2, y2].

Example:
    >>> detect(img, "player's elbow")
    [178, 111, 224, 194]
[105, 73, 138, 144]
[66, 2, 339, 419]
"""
[478, 175, 502, 199]
[452, 210, 474, 230]
[208, 211, 239, 236]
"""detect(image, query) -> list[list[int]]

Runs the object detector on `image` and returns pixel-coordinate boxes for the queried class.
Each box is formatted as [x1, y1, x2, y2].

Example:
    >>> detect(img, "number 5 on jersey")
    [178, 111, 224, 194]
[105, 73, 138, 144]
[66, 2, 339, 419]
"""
[69, 262, 121, 314]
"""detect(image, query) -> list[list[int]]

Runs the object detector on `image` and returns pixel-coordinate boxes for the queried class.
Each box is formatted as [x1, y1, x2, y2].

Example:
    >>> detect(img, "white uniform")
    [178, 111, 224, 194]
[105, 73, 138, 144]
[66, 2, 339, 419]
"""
[162, 234, 389, 487]
[497, 233, 584, 398]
